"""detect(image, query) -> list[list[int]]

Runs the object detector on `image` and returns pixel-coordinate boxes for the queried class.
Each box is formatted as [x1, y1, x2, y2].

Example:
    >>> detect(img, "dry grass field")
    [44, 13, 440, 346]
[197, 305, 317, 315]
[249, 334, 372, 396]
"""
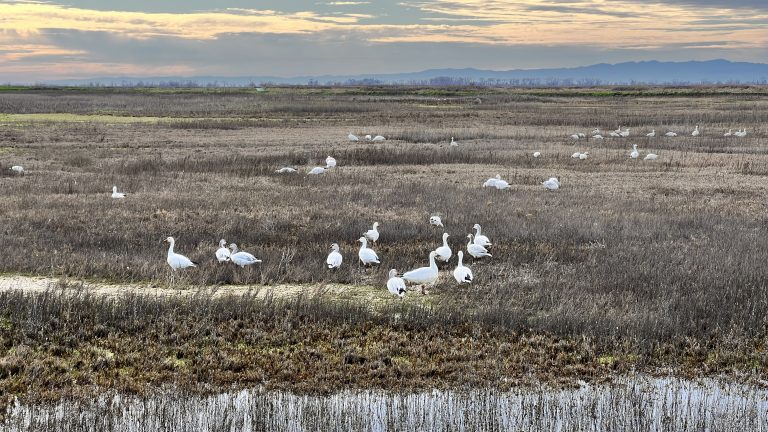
[0, 86, 767, 412]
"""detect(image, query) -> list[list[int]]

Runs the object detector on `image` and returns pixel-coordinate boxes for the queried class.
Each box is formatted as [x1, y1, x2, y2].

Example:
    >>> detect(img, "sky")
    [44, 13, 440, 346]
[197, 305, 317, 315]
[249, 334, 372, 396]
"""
[0, 0, 766, 82]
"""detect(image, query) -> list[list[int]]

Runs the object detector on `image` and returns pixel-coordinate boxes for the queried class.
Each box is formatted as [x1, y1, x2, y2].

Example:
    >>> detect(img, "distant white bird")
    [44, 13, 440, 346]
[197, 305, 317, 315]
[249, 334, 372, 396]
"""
[533, 151, 541, 158]
[665, 131, 678, 137]
[609, 131, 621, 138]
[571, 152, 582, 159]
[111, 185, 126, 199]
[215, 239, 231, 263]
[402, 251, 439, 293]
[10, 165, 23, 174]
[326, 243, 342, 269]
[372, 135, 385, 142]
[434, 233, 452, 263]
[430, 216, 443, 227]
[644, 153, 658, 161]
[630, 144, 639, 159]
[357, 237, 380, 265]
[275, 167, 297, 174]
[646, 130, 656, 137]
[363, 222, 380, 243]
[724, 129, 732, 137]
[348, 133, 359, 141]
[591, 128, 601, 135]
[307, 167, 327, 175]
[386, 269, 407, 298]
[542, 177, 560, 191]
[691, 125, 700, 137]
[466, 234, 492, 259]
[592, 134, 604, 139]
[735, 129, 747, 138]
[570, 134, 580, 140]
[579, 152, 589, 160]
[578, 133, 586, 138]
[483, 177, 498, 188]
[472, 224, 491, 247]
[325, 156, 337, 168]
[453, 251, 473, 284]
[365, 134, 372, 141]
[165, 237, 198, 271]
[450, 137, 458, 147]
[619, 128, 630, 138]
[493, 174, 510, 190]
[229, 243, 262, 268]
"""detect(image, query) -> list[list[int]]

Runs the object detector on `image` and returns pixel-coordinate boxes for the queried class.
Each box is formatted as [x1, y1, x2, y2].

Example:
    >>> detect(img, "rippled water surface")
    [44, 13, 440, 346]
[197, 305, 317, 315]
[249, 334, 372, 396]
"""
[4, 376, 767, 431]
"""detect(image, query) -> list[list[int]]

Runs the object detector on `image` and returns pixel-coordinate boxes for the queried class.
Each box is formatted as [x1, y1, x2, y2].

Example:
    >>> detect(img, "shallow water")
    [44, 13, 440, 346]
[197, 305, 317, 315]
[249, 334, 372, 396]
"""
[4, 376, 767, 431]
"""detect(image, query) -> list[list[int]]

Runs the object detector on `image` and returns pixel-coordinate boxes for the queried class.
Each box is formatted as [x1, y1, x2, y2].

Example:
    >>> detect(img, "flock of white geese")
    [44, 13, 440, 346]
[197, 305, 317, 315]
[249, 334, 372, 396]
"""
[9, 125, 751, 296]
[161, 218, 494, 298]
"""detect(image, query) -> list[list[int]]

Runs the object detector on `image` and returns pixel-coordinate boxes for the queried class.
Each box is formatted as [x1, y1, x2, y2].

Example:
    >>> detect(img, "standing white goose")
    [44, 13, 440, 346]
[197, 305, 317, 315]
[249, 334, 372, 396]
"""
[466, 234, 492, 258]
[542, 177, 560, 191]
[363, 222, 380, 243]
[215, 239, 231, 263]
[326, 243, 342, 269]
[165, 237, 198, 271]
[646, 130, 656, 137]
[386, 269, 407, 298]
[430, 216, 443, 227]
[307, 167, 327, 175]
[724, 129, 732, 137]
[691, 125, 700, 137]
[450, 137, 458, 147]
[402, 251, 439, 294]
[229, 243, 262, 268]
[453, 251, 473, 284]
[434, 233, 452, 263]
[472, 224, 491, 247]
[630, 144, 639, 159]
[325, 156, 337, 168]
[357, 237, 380, 265]
[348, 133, 359, 142]
[111, 186, 126, 199]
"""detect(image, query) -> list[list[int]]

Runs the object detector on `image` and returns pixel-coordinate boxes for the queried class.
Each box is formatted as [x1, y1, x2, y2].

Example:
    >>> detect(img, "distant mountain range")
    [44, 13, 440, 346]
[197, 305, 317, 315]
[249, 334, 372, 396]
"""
[40, 60, 768, 87]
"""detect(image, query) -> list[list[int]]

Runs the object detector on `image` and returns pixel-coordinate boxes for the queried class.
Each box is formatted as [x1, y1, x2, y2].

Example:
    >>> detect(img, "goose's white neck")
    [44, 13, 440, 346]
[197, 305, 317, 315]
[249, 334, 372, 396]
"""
[442, 234, 449, 246]
[429, 253, 437, 270]
[360, 238, 368, 248]
[457, 252, 464, 266]
[167, 239, 175, 255]
[474, 226, 482, 236]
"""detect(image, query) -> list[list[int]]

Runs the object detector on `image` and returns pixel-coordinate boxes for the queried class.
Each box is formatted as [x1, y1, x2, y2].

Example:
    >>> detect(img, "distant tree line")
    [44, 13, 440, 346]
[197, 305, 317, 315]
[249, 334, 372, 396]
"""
[30, 76, 768, 88]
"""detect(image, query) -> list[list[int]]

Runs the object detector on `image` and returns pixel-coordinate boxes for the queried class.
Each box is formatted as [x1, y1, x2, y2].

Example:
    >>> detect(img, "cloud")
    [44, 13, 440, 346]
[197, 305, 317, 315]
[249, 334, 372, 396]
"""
[0, 0, 765, 81]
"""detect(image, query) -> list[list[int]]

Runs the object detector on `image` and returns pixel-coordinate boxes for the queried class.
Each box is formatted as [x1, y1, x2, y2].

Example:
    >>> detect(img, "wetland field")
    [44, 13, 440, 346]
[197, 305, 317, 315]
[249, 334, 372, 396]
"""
[0, 86, 767, 429]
